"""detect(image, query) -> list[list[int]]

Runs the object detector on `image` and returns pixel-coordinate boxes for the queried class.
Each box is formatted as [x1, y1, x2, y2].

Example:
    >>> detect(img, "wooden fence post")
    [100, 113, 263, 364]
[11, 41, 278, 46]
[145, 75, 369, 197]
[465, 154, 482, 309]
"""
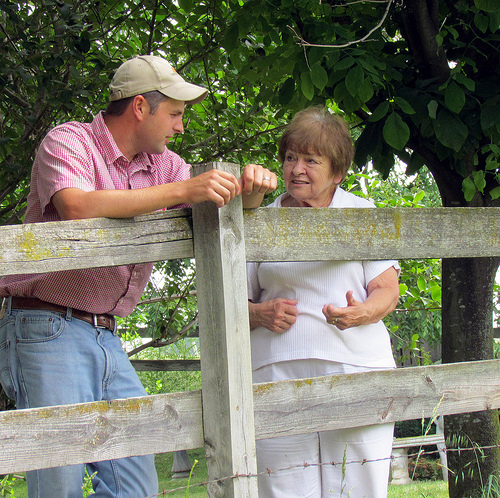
[192, 162, 258, 497]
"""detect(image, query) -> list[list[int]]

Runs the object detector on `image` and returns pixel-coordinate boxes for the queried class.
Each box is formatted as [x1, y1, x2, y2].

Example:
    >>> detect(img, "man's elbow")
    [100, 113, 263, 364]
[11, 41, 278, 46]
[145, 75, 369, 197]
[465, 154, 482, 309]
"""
[51, 189, 92, 220]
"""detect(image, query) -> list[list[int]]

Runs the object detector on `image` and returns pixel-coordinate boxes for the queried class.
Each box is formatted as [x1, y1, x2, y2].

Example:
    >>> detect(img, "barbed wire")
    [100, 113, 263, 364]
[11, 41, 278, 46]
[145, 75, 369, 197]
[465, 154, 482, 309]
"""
[148, 442, 500, 496]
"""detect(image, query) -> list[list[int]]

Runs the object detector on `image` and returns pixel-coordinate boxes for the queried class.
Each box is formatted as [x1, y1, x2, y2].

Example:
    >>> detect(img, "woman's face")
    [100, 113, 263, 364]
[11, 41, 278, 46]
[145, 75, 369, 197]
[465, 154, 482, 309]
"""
[283, 149, 342, 207]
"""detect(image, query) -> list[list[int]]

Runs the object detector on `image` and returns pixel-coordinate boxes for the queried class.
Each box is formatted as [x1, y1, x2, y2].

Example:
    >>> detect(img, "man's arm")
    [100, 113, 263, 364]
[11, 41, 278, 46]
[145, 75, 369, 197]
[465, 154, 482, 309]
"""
[52, 165, 276, 220]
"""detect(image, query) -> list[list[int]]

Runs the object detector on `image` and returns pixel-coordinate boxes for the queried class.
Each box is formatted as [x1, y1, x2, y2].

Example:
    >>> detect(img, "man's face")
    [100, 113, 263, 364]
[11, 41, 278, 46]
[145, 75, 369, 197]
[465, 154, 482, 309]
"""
[140, 98, 185, 154]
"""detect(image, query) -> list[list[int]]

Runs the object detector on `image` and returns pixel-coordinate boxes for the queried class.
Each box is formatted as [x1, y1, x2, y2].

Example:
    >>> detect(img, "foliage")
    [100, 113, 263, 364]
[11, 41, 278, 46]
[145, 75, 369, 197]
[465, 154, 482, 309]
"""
[2, 2, 500, 493]
[118, 259, 197, 342]
[481, 474, 500, 498]
[388, 480, 448, 498]
[0, 0, 289, 225]
[408, 456, 443, 482]
[133, 337, 202, 395]
[0, 475, 17, 496]
[82, 468, 96, 496]
[344, 167, 443, 366]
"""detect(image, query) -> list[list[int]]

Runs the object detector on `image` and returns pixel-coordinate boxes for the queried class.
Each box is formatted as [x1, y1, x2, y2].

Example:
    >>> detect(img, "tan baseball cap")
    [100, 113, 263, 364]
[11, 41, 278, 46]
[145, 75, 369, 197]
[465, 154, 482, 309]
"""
[109, 55, 208, 105]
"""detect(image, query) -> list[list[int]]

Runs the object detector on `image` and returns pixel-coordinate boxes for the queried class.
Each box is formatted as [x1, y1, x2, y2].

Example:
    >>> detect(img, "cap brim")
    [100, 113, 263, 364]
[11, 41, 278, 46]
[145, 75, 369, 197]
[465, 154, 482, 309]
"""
[159, 81, 208, 105]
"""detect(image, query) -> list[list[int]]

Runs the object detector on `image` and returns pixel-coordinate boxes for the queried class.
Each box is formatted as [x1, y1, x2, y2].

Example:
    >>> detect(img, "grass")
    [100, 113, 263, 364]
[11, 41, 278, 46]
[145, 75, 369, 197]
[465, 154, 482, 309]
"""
[388, 480, 448, 497]
[156, 448, 208, 496]
[5, 451, 449, 497]
[5, 449, 210, 497]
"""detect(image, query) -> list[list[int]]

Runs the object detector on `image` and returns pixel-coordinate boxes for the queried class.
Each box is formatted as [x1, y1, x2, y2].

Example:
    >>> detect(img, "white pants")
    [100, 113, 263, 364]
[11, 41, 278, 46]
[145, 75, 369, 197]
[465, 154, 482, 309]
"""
[253, 360, 394, 498]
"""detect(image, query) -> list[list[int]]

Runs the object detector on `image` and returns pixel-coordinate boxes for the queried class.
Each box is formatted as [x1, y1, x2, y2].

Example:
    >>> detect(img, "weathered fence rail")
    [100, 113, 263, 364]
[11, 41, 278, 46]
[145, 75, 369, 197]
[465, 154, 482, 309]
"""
[2, 206, 500, 275]
[1, 162, 499, 496]
[0, 359, 498, 475]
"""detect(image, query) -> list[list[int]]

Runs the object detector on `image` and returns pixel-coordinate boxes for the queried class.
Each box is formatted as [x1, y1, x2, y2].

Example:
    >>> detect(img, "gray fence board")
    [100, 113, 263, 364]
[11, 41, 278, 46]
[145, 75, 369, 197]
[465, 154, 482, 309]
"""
[0, 359, 498, 474]
[2, 207, 500, 277]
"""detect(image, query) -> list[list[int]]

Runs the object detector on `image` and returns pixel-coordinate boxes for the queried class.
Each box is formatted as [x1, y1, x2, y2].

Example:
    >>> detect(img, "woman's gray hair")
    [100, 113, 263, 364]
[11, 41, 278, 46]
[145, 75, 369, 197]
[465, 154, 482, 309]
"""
[278, 106, 354, 182]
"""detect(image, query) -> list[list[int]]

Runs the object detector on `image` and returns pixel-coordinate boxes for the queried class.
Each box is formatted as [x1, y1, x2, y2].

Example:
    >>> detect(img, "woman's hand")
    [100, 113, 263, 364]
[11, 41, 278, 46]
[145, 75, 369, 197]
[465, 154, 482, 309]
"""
[322, 267, 399, 330]
[248, 298, 299, 333]
[239, 164, 277, 208]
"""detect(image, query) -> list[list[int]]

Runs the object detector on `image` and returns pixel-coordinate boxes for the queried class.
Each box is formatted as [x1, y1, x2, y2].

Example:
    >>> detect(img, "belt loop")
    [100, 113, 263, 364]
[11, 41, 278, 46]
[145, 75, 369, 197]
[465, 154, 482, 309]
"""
[0, 297, 11, 320]
[66, 307, 73, 321]
[6, 296, 12, 314]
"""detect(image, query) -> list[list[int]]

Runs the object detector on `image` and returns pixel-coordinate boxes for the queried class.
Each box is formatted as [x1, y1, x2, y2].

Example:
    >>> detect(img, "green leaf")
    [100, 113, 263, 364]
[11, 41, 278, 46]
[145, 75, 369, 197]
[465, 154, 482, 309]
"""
[178, 0, 194, 10]
[431, 285, 442, 302]
[406, 153, 425, 176]
[462, 176, 476, 201]
[481, 101, 500, 130]
[394, 97, 416, 115]
[383, 112, 410, 150]
[413, 191, 425, 204]
[454, 73, 475, 92]
[474, 0, 500, 12]
[334, 81, 348, 106]
[490, 186, 500, 199]
[345, 65, 364, 97]
[301, 72, 315, 101]
[417, 276, 426, 292]
[369, 101, 390, 122]
[310, 63, 328, 91]
[445, 82, 465, 114]
[358, 78, 374, 103]
[278, 77, 295, 105]
[473, 170, 486, 192]
[354, 121, 380, 166]
[223, 22, 240, 52]
[434, 110, 468, 152]
[428, 100, 439, 119]
[335, 56, 355, 71]
[474, 12, 490, 32]
[490, 11, 500, 30]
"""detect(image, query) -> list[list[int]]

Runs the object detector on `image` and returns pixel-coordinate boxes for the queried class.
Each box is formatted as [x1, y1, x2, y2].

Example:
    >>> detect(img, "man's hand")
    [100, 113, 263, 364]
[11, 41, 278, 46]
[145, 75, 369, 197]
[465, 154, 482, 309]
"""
[239, 164, 277, 208]
[248, 298, 299, 333]
[51, 165, 276, 220]
[182, 169, 242, 208]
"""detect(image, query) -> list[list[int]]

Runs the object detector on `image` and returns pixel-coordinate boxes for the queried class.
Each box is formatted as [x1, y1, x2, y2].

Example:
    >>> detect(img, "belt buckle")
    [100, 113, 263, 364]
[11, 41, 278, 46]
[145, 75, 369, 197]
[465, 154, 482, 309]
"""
[92, 314, 103, 329]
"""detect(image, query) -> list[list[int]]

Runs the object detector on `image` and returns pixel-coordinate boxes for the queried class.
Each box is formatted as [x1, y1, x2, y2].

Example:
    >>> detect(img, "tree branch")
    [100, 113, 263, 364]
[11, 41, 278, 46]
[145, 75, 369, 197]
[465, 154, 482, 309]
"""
[288, 0, 394, 49]
[400, 0, 449, 83]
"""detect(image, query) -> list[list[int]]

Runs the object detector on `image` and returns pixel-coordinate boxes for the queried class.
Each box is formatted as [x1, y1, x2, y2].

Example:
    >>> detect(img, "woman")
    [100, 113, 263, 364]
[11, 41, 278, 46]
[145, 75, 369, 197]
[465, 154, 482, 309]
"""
[247, 106, 400, 497]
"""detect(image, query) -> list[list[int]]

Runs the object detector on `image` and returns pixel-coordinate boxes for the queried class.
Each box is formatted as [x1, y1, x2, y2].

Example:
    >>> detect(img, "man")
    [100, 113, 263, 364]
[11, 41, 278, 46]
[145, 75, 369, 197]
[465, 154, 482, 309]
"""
[0, 54, 276, 498]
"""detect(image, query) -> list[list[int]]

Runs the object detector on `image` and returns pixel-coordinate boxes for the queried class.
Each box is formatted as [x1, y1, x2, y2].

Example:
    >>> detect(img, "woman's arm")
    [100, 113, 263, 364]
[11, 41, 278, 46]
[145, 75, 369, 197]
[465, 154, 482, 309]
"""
[322, 266, 399, 331]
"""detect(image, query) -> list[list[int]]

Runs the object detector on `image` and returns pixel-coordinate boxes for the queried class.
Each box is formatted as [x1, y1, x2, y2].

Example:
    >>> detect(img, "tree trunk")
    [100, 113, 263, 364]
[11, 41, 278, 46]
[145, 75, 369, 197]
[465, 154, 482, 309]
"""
[441, 257, 500, 497]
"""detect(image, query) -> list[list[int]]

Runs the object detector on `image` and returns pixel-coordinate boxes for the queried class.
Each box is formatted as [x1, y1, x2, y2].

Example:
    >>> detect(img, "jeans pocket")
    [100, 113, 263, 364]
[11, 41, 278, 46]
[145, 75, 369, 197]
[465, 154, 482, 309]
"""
[16, 312, 66, 343]
[0, 339, 16, 400]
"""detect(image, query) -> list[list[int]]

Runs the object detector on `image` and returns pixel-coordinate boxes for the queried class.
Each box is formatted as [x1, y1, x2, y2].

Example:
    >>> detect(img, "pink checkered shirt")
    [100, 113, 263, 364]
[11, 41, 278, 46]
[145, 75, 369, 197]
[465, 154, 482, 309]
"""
[0, 112, 191, 316]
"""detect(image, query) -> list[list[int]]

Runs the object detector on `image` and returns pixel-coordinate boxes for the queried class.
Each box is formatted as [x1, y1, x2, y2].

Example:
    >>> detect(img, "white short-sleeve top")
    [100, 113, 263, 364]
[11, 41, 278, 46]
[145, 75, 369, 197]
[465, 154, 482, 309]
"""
[247, 187, 399, 371]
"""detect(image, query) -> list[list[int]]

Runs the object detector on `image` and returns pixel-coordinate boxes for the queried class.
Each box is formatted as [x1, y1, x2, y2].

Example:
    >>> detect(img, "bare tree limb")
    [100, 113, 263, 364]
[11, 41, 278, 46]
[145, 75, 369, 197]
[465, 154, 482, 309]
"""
[126, 316, 198, 357]
[288, 0, 394, 49]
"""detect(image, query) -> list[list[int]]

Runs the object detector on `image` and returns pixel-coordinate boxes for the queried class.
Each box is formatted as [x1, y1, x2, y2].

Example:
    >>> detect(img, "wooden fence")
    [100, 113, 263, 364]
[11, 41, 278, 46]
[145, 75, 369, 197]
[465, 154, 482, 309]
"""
[1, 162, 500, 497]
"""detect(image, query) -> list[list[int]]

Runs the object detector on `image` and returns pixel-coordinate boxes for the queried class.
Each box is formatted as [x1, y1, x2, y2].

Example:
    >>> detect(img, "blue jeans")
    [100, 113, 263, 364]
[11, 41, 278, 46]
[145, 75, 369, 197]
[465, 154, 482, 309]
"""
[0, 300, 158, 498]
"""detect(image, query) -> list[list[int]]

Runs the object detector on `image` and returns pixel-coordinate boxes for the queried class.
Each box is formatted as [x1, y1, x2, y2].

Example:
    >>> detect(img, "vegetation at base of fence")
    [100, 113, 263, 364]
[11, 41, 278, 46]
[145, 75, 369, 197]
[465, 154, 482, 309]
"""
[388, 480, 448, 498]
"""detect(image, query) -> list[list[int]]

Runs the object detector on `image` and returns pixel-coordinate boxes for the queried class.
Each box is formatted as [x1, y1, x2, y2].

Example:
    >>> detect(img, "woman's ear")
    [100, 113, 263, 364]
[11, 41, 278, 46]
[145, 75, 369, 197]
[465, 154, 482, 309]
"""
[333, 174, 344, 185]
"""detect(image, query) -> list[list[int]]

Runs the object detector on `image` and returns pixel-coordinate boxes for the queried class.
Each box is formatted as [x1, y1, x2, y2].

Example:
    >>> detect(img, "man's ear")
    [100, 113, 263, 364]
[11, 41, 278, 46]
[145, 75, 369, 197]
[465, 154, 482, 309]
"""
[131, 95, 148, 121]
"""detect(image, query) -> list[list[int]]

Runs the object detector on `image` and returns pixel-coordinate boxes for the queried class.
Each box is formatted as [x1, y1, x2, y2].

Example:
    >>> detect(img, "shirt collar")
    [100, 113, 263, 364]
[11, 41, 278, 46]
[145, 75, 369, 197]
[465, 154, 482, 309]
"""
[91, 111, 155, 173]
